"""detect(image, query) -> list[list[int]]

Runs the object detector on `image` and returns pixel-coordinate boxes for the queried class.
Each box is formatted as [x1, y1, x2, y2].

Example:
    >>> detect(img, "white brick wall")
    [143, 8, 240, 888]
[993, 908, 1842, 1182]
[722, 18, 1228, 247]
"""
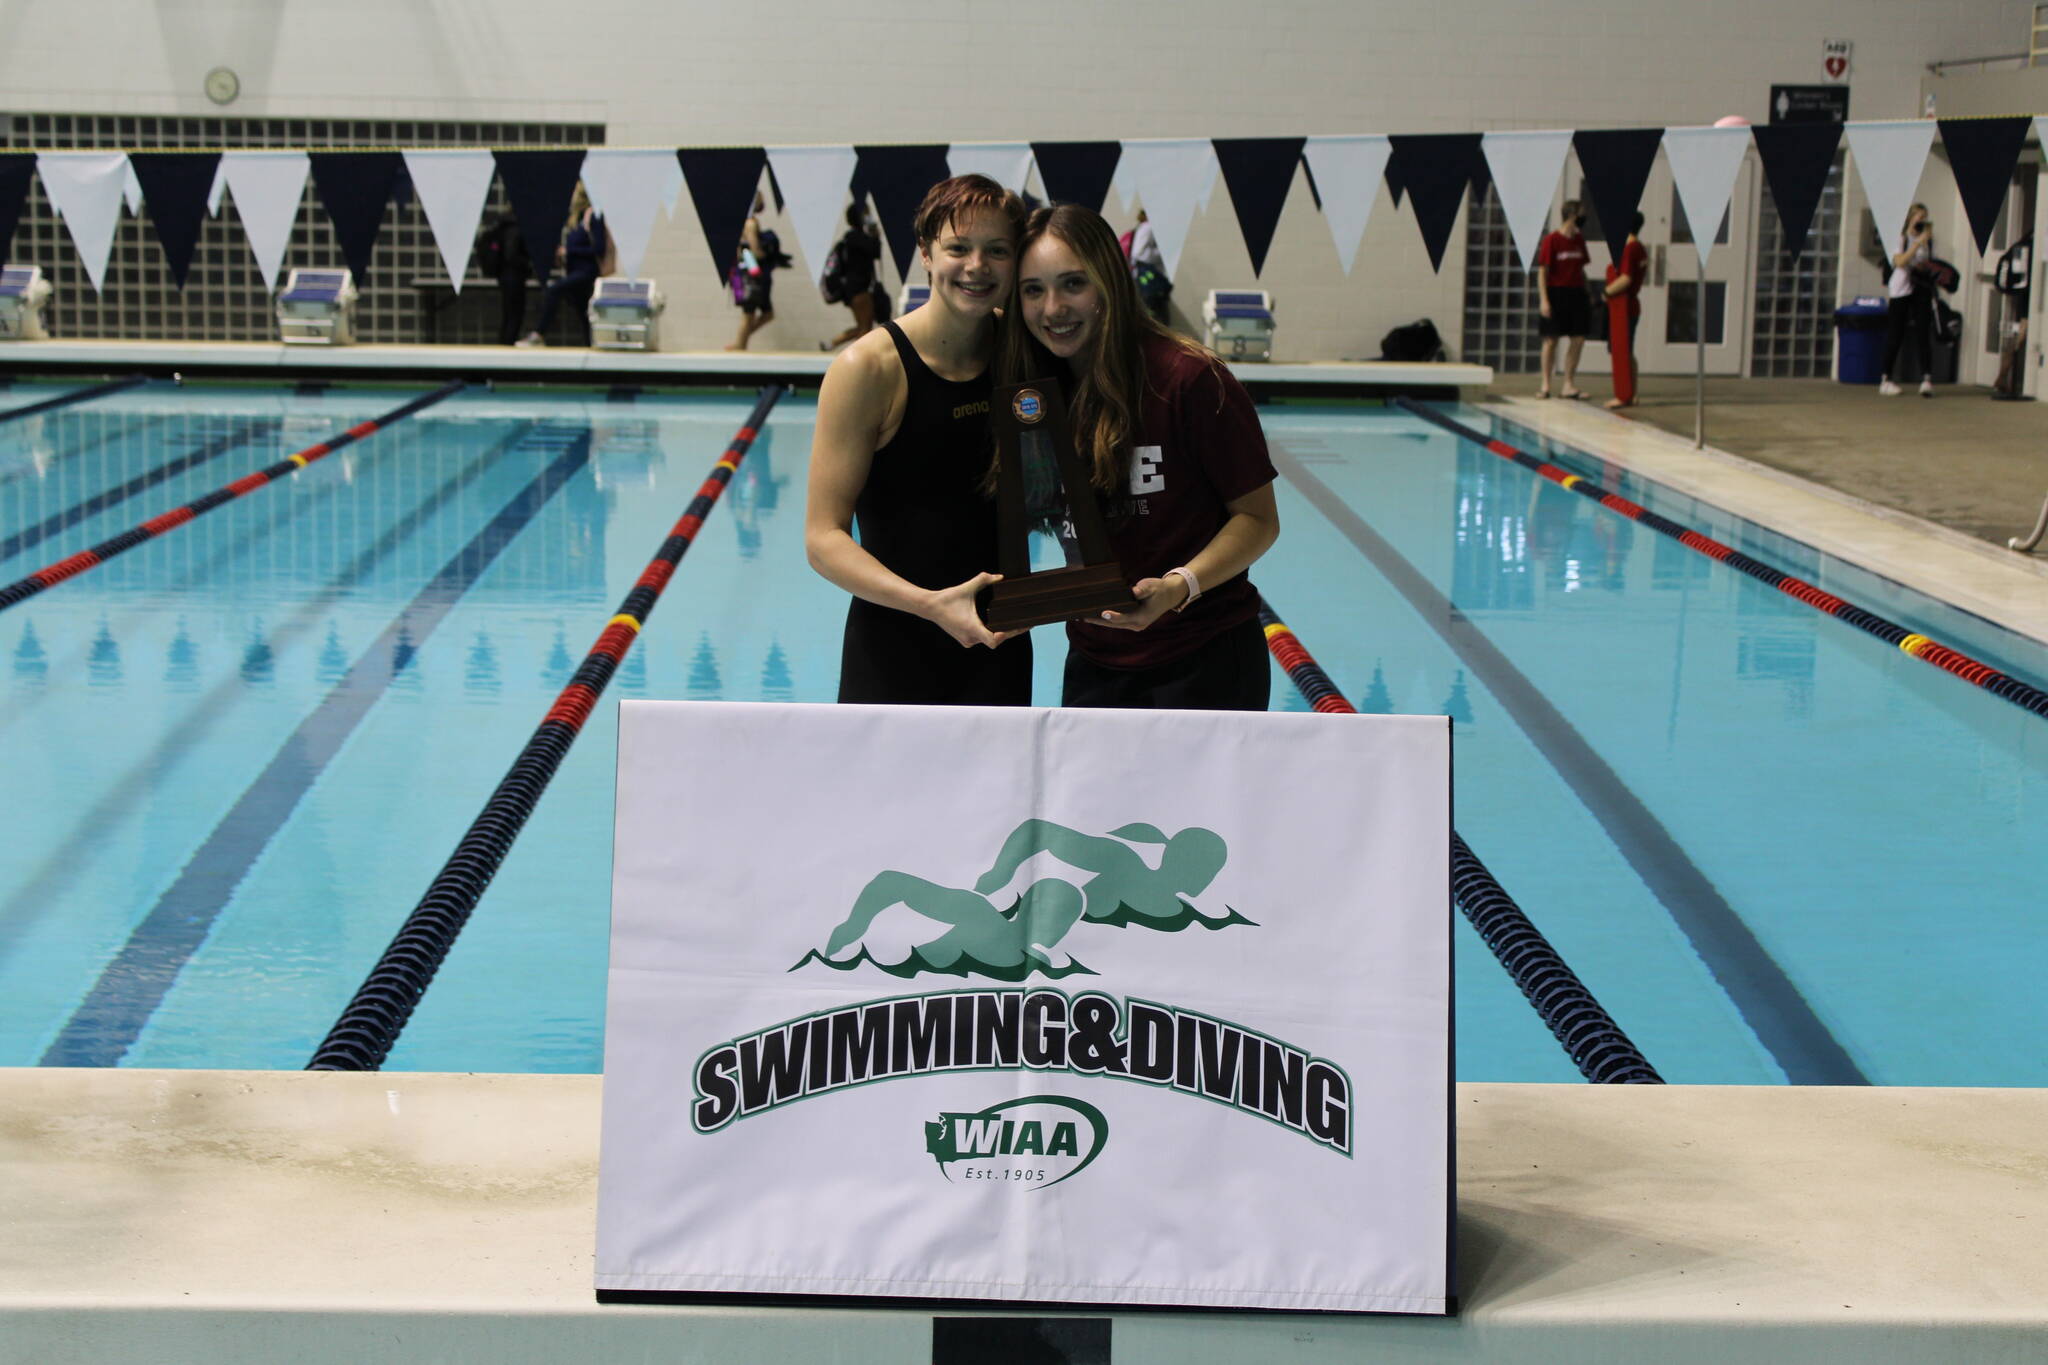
[0, 0, 2029, 357]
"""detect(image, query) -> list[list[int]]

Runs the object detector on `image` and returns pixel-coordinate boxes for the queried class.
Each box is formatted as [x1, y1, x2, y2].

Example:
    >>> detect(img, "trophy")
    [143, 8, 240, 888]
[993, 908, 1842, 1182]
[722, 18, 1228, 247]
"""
[981, 379, 1138, 632]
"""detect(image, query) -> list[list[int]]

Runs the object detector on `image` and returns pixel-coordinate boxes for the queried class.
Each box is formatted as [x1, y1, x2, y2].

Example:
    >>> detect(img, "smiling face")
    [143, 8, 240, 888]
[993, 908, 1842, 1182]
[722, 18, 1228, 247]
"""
[920, 207, 1015, 317]
[1017, 233, 1103, 365]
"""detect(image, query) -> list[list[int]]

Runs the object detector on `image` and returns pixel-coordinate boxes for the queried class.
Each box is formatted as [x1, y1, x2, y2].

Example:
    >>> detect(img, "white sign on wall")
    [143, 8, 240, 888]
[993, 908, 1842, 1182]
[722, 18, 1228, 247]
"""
[596, 702, 1452, 1314]
[1823, 39, 1852, 83]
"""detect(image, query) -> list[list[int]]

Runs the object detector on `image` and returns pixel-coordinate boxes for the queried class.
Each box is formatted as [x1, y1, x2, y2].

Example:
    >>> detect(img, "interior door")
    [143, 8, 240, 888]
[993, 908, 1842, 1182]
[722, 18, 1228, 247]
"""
[1965, 164, 2036, 389]
[1636, 156, 1755, 376]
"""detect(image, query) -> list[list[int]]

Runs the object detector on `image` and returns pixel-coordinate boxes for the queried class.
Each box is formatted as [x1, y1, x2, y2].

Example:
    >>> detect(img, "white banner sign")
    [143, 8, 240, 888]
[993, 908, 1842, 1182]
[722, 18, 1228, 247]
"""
[597, 702, 1452, 1314]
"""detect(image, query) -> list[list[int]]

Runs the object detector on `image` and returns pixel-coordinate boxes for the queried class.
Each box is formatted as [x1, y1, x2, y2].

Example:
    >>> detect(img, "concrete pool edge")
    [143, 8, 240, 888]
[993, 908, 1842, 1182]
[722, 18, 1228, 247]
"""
[1477, 396, 2048, 650]
[2, 1069, 2042, 1362]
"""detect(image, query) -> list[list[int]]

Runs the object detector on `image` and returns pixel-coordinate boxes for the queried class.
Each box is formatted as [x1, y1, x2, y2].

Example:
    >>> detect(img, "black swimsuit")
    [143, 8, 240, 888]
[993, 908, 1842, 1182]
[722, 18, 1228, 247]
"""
[836, 321, 1032, 705]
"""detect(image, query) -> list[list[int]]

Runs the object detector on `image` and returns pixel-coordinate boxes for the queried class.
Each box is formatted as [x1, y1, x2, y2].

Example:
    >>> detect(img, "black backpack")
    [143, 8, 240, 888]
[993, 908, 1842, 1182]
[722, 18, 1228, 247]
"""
[1378, 318, 1446, 362]
[820, 239, 849, 304]
[756, 227, 793, 271]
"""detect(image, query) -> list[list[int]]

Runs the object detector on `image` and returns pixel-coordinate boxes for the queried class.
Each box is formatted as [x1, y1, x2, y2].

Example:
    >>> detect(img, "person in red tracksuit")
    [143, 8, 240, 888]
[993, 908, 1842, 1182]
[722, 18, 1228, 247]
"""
[1535, 202, 1591, 399]
[1603, 213, 1650, 410]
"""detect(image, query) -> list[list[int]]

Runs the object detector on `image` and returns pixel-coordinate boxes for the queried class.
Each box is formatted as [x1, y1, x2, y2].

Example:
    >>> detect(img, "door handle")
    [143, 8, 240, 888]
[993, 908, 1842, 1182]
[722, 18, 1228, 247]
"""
[1653, 244, 1666, 287]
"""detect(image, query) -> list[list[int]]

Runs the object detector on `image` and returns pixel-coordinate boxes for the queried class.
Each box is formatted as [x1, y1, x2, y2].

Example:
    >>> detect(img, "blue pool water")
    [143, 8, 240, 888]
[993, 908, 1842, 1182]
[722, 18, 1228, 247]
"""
[1, 383, 2041, 1083]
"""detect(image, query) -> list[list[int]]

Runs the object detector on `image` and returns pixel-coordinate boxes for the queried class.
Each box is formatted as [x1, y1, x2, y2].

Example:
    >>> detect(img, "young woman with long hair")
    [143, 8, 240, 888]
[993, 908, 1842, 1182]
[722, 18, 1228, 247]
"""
[997, 203, 1280, 710]
[805, 174, 1031, 704]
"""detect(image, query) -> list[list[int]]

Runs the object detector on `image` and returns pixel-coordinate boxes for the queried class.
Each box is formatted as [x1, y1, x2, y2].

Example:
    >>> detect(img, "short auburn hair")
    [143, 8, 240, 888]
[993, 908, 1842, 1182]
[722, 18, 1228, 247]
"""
[913, 174, 1025, 249]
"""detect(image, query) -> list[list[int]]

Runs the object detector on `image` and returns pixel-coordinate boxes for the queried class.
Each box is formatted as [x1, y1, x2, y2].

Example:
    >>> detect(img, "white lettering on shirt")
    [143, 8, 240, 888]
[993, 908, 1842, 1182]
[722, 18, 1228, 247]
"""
[1130, 445, 1164, 495]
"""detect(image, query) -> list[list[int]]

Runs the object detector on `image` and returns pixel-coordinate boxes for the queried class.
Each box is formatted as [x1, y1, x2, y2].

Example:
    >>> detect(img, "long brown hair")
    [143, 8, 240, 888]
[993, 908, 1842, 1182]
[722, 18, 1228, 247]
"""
[996, 203, 1209, 493]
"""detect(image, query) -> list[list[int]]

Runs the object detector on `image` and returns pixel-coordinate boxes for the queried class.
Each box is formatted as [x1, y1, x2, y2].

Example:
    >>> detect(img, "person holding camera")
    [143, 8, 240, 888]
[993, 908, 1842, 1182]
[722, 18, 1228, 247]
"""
[1535, 202, 1591, 399]
[1879, 203, 1937, 397]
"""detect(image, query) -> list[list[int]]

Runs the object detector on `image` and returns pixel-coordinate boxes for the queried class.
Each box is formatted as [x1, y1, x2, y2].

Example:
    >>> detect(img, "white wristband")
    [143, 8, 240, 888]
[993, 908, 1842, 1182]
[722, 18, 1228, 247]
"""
[1165, 565, 1201, 612]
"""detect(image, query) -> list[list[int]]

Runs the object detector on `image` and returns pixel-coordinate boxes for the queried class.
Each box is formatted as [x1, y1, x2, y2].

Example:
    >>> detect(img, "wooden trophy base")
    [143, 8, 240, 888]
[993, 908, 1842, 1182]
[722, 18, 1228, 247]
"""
[983, 563, 1137, 632]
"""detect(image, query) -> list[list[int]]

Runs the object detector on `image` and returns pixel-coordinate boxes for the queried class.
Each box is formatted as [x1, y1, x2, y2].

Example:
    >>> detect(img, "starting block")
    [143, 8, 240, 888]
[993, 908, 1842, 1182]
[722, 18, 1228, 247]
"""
[0, 266, 53, 340]
[1203, 289, 1275, 361]
[590, 277, 665, 350]
[277, 269, 357, 345]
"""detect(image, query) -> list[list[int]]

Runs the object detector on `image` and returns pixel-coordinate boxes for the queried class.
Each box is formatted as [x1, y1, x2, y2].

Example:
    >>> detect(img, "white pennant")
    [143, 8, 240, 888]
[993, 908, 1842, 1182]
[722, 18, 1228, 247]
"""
[947, 143, 1035, 195]
[1480, 131, 1573, 271]
[221, 151, 310, 290]
[1302, 135, 1391, 275]
[1661, 126, 1751, 268]
[766, 145, 859, 288]
[402, 150, 498, 292]
[36, 153, 131, 294]
[1118, 139, 1215, 278]
[1110, 156, 1138, 212]
[579, 148, 684, 282]
[1845, 120, 1936, 253]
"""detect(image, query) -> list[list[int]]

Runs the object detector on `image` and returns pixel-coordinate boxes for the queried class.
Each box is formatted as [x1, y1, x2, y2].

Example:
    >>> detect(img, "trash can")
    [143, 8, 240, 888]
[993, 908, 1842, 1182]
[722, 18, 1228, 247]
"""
[1833, 297, 1890, 384]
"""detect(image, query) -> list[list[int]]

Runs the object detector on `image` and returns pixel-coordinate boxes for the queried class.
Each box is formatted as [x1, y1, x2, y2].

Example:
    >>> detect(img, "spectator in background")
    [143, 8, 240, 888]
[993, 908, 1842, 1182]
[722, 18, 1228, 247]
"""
[823, 203, 885, 350]
[475, 209, 531, 346]
[1125, 209, 1171, 325]
[1602, 212, 1649, 410]
[1880, 203, 1936, 398]
[728, 191, 786, 351]
[515, 185, 612, 348]
[1535, 201, 1591, 399]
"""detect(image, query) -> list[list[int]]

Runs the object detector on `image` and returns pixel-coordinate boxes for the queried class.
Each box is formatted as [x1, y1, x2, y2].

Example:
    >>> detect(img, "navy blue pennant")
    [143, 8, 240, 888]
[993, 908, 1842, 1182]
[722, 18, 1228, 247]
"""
[1571, 128, 1664, 263]
[1750, 124, 1841, 261]
[1213, 138, 1305, 277]
[1386, 133, 1483, 272]
[308, 152, 401, 285]
[128, 151, 221, 289]
[1938, 117, 2032, 255]
[0, 155, 41, 267]
[493, 149, 586, 286]
[853, 145, 955, 278]
[678, 147, 767, 286]
[1029, 141, 1122, 212]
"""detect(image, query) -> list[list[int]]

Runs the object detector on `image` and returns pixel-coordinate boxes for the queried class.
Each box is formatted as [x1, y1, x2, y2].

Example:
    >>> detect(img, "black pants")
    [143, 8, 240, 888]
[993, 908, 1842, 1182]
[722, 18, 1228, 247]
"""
[1882, 291, 1933, 381]
[536, 273, 596, 344]
[1063, 615, 1271, 711]
[495, 275, 527, 346]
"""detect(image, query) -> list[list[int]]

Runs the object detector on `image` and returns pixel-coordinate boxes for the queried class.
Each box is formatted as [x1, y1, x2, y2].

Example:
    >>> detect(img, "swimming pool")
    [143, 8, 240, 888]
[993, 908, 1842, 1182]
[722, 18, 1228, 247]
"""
[1, 382, 2041, 1084]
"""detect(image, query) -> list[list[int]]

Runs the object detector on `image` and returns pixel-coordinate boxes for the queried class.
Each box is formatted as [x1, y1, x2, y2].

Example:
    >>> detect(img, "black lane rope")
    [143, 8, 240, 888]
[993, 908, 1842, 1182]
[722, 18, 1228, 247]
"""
[307, 384, 788, 1071]
[1260, 600, 1664, 1084]
[0, 373, 149, 425]
[0, 381, 465, 613]
[1397, 399, 2048, 722]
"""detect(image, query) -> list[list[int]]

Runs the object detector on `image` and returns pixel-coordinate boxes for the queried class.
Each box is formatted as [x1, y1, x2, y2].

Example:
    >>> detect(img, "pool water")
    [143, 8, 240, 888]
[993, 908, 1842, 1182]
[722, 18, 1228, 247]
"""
[1, 384, 2041, 1083]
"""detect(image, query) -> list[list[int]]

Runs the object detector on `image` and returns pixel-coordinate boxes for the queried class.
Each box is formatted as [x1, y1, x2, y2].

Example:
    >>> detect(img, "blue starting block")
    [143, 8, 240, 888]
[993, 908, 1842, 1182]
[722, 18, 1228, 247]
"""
[1203, 289, 1275, 361]
[898, 283, 930, 315]
[590, 276, 665, 350]
[277, 269, 358, 345]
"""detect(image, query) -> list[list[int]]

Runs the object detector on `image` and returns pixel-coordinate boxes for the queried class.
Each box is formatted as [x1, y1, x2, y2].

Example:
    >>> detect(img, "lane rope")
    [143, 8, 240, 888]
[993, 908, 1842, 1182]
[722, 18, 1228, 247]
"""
[0, 373, 149, 426]
[0, 381, 465, 613]
[307, 384, 788, 1071]
[1396, 399, 2048, 722]
[1259, 598, 1664, 1085]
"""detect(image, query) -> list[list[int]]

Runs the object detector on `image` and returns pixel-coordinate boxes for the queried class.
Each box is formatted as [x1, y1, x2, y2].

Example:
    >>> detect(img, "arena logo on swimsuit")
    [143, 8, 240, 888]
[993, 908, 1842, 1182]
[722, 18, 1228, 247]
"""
[952, 399, 990, 420]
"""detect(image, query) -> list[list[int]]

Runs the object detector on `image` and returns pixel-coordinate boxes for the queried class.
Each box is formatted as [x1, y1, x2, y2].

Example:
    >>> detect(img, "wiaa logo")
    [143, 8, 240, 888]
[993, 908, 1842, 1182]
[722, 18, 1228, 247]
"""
[924, 1094, 1107, 1189]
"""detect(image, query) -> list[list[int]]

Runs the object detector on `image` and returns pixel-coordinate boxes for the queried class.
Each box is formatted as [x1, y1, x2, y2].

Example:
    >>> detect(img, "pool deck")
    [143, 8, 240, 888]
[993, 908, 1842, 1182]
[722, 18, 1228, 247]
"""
[1481, 377, 2048, 649]
[2, 1070, 2043, 1362]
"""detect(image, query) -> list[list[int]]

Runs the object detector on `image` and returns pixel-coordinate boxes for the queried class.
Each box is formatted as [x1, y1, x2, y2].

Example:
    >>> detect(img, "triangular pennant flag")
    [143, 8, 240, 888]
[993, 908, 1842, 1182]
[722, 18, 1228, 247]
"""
[679, 146, 768, 287]
[36, 152, 130, 294]
[766, 161, 784, 214]
[766, 145, 859, 289]
[309, 151, 401, 284]
[1385, 133, 1483, 272]
[946, 143, 1034, 195]
[1119, 139, 1216, 278]
[123, 162, 143, 216]
[1110, 156, 1138, 212]
[853, 145, 954, 279]
[1751, 123, 1841, 260]
[1302, 135, 1390, 274]
[128, 151, 221, 289]
[1572, 128, 1664, 262]
[207, 159, 227, 217]
[1212, 137, 1304, 277]
[579, 148, 684, 280]
[1481, 130, 1573, 270]
[493, 149, 585, 287]
[1385, 155, 1406, 209]
[402, 149, 497, 292]
[1030, 141, 1122, 211]
[0, 154, 35, 264]
[1661, 125, 1751, 268]
[220, 150, 309, 290]
[1844, 121, 1935, 259]
[1938, 117, 2031, 255]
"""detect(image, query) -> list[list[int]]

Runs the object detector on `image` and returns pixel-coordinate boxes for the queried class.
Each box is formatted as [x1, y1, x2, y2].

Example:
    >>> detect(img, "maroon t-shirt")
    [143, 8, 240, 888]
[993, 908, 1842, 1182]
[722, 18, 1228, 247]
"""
[1536, 230, 1588, 289]
[1067, 336, 1277, 670]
